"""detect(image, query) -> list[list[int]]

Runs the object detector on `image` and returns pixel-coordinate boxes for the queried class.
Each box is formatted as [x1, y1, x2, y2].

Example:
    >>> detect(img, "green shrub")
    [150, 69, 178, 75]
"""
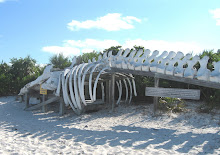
[0, 56, 43, 96]
[49, 53, 71, 69]
[159, 97, 185, 113]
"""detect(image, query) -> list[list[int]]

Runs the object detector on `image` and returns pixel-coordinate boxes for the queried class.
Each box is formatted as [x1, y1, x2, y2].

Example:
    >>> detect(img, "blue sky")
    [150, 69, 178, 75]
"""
[0, 0, 220, 64]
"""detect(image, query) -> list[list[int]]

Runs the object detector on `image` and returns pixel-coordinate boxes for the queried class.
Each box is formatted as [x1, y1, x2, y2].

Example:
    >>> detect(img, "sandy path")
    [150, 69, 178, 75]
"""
[0, 96, 219, 154]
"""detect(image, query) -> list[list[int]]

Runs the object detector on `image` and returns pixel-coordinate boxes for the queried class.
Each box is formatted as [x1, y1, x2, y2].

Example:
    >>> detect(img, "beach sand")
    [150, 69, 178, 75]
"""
[0, 96, 219, 154]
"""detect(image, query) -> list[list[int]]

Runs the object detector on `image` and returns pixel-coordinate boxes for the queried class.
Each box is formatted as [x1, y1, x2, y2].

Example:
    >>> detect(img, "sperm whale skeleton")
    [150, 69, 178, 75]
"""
[19, 48, 220, 115]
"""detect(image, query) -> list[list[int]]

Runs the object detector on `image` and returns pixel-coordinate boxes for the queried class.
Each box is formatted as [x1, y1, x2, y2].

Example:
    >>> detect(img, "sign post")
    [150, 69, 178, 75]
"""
[40, 85, 47, 112]
[40, 84, 47, 95]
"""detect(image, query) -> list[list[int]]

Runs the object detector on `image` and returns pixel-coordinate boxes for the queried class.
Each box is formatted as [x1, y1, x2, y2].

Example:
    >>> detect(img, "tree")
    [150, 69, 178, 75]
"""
[0, 61, 12, 96]
[103, 46, 122, 55]
[0, 56, 42, 95]
[10, 56, 42, 94]
[49, 53, 71, 69]
[132, 45, 144, 51]
[79, 51, 101, 63]
[199, 49, 220, 70]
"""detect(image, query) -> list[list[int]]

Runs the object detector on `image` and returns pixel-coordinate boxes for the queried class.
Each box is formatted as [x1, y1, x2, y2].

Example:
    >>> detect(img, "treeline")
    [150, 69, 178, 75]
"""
[0, 47, 219, 106]
[0, 56, 43, 96]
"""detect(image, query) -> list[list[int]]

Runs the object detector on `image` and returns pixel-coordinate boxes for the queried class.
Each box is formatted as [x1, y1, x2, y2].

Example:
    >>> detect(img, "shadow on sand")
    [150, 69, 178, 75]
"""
[0, 96, 219, 154]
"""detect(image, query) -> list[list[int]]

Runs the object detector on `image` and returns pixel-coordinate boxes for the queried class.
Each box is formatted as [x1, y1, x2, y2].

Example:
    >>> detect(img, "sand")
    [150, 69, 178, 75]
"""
[0, 96, 219, 154]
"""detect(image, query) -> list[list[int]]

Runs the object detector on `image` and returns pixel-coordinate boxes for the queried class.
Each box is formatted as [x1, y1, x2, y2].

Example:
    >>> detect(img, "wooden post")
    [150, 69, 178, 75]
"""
[106, 80, 109, 104]
[153, 77, 159, 115]
[111, 74, 116, 111]
[25, 92, 29, 109]
[20, 95, 24, 103]
[101, 83, 105, 102]
[108, 80, 111, 104]
[42, 94, 47, 113]
[85, 84, 89, 100]
[25, 96, 59, 111]
[59, 97, 65, 116]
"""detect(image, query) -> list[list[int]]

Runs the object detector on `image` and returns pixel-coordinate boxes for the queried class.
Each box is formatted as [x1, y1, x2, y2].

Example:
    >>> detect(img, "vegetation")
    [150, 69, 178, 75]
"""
[0, 47, 219, 111]
[0, 56, 43, 96]
[49, 53, 71, 69]
[79, 51, 101, 63]
[159, 97, 185, 113]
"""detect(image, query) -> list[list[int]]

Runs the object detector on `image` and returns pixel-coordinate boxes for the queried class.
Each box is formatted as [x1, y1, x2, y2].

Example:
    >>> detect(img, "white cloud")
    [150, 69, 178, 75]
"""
[0, 0, 18, 3]
[82, 48, 95, 53]
[42, 39, 204, 57]
[42, 46, 81, 57]
[64, 39, 120, 49]
[216, 19, 220, 26]
[42, 39, 120, 56]
[209, 8, 220, 26]
[122, 39, 203, 55]
[67, 13, 142, 31]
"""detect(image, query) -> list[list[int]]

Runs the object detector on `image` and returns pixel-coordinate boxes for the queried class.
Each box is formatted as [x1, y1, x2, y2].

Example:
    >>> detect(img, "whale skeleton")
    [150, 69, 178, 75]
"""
[19, 48, 220, 115]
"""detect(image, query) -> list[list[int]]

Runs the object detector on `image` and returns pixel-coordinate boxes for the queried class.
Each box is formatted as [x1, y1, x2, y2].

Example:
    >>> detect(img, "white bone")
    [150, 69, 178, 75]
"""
[92, 67, 110, 101]
[150, 51, 168, 72]
[134, 49, 151, 71]
[142, 50, 159, 71]
[157, 51, 176, 74]
[196, 56, 211, 81]
[69, 66, 79, 109]
[123, 79, 128, 103]
[115, 48, 130, 68]
[73, 64, 83, 111]
[116, 80, 122, 105]
[174, 54, 192, 77]
[210, 61, 220, 83]
[165, 52, 184, 75]
[81, 63, 96, 105]
[124, 50, 136, 69]
[101, 82, 105, 102]
[127, 78, 133, 104]
[63, 68, 80, 114]
[89, 64, 102, 102]
[98, 55, 102, 61]
[78, 63, 89, 106]
[184, 55, 200, 78]
[103, 52, 107, 59]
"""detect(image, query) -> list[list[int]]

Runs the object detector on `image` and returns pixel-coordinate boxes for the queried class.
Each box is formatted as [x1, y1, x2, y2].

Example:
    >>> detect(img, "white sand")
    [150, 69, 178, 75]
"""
[0, 96, 219, 155]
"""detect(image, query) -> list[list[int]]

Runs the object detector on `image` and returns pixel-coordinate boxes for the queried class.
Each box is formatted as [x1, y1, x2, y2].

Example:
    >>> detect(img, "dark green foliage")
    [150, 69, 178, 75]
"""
[0, 56, 43, 96]
[132, 45, 144, 51]
[0, 47, 219, 111]
[79, 51, 101, 63]
[49, 53, 71, 69]
[159, 97, 185, 113]
[196, 50, 220, 107]
[194, 50, 220, 70]
[0, 62, 13, 96]
[103, 46, 121, 56]
[134, 75, 154, 96]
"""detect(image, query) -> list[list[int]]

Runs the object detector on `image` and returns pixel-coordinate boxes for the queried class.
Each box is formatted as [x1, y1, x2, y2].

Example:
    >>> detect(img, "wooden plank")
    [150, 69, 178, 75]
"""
[25, 96, 59, 111]
[111, 73, 116, 111]
[153, 78, 159, 115]
[40, 84, 47, 95]
[145, 87, 200, 100]
[25, 92, 29, 109]
[108, 80, 111, 104]
[86, 99, 105, 105]
[59, 97, 65, 116]
[106, 80, 110, 104]
[42, 94, 47, 113]
[110, 68, 220, 90]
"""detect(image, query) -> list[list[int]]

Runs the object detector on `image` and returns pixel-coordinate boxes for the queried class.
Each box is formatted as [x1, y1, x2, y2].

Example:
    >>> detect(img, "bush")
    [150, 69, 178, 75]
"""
[0, 56, 43, 96]
[49, 53, 72, 69]
[159, 97, 185, 113]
